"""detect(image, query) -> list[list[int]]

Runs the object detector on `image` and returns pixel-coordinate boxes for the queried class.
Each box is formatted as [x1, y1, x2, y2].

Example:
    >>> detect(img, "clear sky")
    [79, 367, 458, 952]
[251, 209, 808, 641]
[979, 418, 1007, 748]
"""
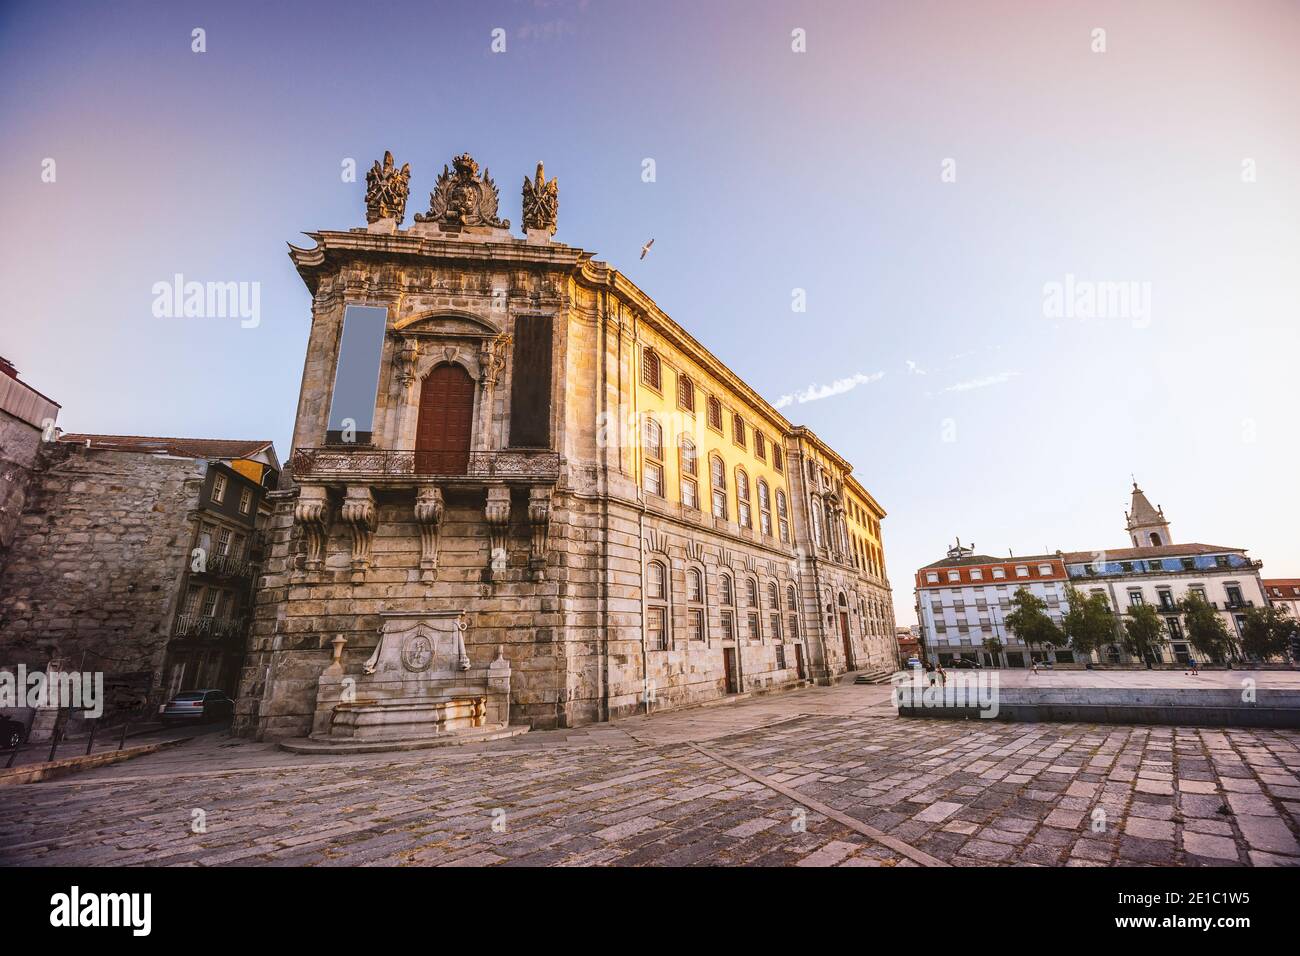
[3, 0, 1298, 626]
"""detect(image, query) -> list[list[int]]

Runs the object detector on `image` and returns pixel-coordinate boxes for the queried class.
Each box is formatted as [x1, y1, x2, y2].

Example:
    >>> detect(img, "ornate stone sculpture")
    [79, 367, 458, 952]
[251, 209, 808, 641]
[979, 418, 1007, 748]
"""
[294, 485, 331, 572]
[478, 333, 512, 390]
[364, 151, 411, 224]
[521, 162, 558, 235]
[414, 485, 444, 582]
[395, 336, 420, 388]
[341, 485, 377, 580]
[527, 486, 552, 580]
[484, 486, 511, 581]
[415, 153, 510, 229]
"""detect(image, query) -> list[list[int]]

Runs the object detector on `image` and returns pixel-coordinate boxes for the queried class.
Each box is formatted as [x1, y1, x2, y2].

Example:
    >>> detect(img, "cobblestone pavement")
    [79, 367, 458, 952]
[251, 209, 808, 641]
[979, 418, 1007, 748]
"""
[2, 681, 1298, 867]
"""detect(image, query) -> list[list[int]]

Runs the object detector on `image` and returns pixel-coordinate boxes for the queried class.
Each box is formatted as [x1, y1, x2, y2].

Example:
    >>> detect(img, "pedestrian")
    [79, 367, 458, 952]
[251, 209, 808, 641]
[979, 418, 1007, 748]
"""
[926, 661, 937, 687]
[1189, 657, 1199, 676]
[1031, 658, 1039, 676]
[937, 663, 948, 686]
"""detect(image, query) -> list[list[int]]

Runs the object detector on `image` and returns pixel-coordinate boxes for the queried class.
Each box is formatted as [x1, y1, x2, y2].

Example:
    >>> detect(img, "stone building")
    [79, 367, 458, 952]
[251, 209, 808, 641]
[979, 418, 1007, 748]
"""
[914, 540, 1070, 667]
[0, 434, 278, 710]
[0, 357, 60, 566]
[236, 150, 896, 740]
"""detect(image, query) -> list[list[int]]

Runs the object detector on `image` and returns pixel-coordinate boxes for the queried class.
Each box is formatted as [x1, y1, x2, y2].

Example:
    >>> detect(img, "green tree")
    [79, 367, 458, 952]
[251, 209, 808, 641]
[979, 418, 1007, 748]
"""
[982, 635, 1004, 665]
[1239, 605, 1299, 662]
[1122, 603, 1166, 664]
[1179, 592, 1235, 663]
[1004, 587, 1064, 662]
[1062, 586, 1117, 660]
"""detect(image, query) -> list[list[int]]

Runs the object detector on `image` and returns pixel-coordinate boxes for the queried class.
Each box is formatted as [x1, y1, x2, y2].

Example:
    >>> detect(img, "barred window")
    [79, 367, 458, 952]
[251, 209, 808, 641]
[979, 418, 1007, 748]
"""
[647, 560, 666, 599]
[746, 577, 758, 606]
[786, 584, 797, 611]
[787, 614, 799, 640]
[748, 610, 761, 642]
[687, 567, 703, 603]
[721, 609, 735, 641]
[770, 612, 782, 642]
[707, 395, 723, 431]
[767, 581, 779, 609]
[677, 374, 695, 412]
[720, 573, 734, 606]
[732, 414, 746, 448]
[642, 348, 661, 390]
[754, 431, 766, 461]
[647, 606, 667, 650]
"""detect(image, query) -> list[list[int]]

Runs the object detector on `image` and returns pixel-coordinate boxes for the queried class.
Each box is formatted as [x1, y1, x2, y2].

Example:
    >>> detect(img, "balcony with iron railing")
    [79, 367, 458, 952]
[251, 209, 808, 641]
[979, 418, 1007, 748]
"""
[203, 552, 256, 580]
[173, 614, 249, 641]
[290, 447, 561, 483]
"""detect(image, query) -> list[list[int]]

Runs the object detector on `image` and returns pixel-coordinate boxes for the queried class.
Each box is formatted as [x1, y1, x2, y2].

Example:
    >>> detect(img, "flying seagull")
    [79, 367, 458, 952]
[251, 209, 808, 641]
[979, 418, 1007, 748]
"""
[640, 238, 654, 260]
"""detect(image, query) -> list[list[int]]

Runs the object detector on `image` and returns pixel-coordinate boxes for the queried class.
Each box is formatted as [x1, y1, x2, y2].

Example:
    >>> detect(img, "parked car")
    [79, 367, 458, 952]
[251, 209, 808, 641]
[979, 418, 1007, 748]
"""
[905, 657, 922, 669]
[951, 659, 982, 669]
[159, 690, 235, 723]
[1, 716, 26, 750]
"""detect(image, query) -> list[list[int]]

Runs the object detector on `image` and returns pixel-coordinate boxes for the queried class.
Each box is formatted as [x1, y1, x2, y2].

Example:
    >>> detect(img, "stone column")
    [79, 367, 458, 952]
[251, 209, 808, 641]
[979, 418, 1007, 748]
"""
[341, 484, 377, 581]
[527, 485, 552, 580]
[414, 485, 444, 583]
[294, 484, 331, 572]
[394, 336, 421, 451]
[484, 486, 511, 580]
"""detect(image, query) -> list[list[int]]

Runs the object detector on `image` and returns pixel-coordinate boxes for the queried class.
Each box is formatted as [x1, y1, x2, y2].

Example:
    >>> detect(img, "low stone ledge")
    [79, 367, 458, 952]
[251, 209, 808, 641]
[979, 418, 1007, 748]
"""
[277, 722, 529, 754]
[0, 736, 194, 787]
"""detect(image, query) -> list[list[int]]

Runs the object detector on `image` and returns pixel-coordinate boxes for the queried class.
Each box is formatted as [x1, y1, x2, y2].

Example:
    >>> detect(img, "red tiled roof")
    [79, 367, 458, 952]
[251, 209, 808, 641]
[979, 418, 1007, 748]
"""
[58, 434, 274, 460]
[1263, 578, 1300, 588]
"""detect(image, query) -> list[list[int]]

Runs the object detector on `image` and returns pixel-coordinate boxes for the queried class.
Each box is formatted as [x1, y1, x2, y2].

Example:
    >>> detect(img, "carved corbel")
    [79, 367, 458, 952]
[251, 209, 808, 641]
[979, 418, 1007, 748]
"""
[478, 334, 511, 390]
[395, 336, 420, 388]
[414, 485, 444, 582]
[294, 484, 331, 572]
[484, 486, 511, 580]
[527, 486, 552, 580]
[341, 485, 377, 580]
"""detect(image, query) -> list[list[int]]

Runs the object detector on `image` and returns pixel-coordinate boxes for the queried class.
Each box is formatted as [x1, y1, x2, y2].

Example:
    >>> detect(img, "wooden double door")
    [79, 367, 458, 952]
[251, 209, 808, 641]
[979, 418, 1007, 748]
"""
[415, 363, 475, 474]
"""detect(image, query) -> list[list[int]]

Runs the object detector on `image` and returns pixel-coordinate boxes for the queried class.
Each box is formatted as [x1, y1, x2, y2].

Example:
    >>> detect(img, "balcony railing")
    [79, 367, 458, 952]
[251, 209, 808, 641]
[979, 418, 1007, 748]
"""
[290, 447, 561, 482]
[174, 614, 248, 640]
[205, 552, 255, 580]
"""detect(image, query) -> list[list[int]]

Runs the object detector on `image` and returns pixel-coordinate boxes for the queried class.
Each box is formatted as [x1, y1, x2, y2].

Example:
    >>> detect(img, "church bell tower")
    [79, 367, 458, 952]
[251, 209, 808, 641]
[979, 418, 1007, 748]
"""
[1125, 480, 1172, 548]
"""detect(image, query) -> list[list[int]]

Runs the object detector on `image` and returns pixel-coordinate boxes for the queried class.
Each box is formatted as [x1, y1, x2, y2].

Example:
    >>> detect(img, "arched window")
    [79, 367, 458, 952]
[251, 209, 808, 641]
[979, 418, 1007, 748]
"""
[646, 559, 668, 650]
[812, 499, 825, 548]
[746, 577, 758, 607]
[736, 468, 752, 528]
[732, 413, 746, 448]
[707, 395, 723, 431]
[747, 577, 761, 642]
[642, 348, 661, 390]
[772, 445, 783, 472]
[677, 374, 695, 412]
[679, 436, 698, 510]
[1149, 532, 1162, 546]
[776, 490, 790, 542]
[754, 431, 766, 461]
[767, 581, 779, 609]
[642, 417, 663, 496]
[720, 572, 734, 606]
[786, 585, 797, 611]
[687, 568, 703, 603]
[757, 478, 772, 536]
[710, 455, 728, 519]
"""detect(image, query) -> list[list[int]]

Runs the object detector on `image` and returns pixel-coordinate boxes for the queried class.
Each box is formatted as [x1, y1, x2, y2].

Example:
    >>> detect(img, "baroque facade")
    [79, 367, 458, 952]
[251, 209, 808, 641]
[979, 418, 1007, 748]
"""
[236, 150, 896, 740]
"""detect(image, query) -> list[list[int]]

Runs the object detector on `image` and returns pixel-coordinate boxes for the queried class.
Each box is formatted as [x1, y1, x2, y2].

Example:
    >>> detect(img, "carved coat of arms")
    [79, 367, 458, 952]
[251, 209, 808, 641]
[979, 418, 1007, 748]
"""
[415, 153, 509, 229]
[364, 150, 411, 224]
[521, 162, 558, 235]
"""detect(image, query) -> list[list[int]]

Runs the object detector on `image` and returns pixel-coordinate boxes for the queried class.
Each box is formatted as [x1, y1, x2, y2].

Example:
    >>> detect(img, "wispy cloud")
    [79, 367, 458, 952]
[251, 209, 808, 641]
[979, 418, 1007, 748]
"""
[943, 370, 1019, 392]
[775, 371, 885, 409]
[905, 359, 926, 375]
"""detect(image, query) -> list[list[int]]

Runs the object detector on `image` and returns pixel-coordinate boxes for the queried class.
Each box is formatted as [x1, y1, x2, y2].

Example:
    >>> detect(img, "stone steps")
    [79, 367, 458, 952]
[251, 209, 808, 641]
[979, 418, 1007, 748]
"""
[853, 668, 896, 685]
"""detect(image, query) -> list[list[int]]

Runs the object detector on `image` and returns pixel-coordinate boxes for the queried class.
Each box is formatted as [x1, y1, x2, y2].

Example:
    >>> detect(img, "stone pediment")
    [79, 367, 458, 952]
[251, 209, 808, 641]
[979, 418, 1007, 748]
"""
[394, 311, 501, 339]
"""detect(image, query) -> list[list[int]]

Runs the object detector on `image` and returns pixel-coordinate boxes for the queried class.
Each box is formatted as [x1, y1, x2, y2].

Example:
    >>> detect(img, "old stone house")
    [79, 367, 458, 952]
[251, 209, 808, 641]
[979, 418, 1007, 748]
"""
[236, 151, 896, 739]
[0, 434, 279, 711]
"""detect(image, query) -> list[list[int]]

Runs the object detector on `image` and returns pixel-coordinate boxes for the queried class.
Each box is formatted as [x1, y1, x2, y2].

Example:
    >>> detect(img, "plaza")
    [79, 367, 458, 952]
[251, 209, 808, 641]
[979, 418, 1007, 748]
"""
[2, 672, 1298, 867]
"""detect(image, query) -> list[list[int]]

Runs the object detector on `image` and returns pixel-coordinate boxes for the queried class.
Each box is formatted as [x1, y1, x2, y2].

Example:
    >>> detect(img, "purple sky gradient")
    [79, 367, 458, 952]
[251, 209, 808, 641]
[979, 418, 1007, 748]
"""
[3, 0, 1298, 624]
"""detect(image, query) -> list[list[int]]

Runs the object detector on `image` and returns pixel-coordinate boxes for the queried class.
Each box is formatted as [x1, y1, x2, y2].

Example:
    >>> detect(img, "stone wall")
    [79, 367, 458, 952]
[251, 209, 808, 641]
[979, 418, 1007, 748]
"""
[0, 445, 199, 691]
[0, 413, 45, 563]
